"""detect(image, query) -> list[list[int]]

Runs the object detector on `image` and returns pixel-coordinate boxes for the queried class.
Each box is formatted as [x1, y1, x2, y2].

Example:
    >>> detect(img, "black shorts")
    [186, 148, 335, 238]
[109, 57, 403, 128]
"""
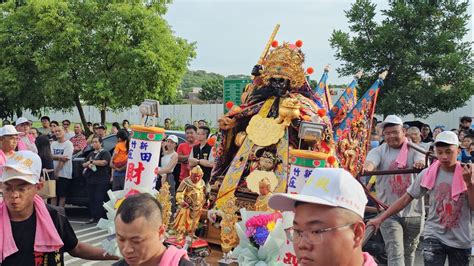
[56, 177, 72, 197]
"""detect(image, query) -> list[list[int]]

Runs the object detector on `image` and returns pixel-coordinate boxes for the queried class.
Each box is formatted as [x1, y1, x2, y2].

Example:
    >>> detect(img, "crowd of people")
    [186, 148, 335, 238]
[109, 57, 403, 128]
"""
[1, 113, 473, 265]
[0, 116, 216, 223]
[364, 115, 474, 266]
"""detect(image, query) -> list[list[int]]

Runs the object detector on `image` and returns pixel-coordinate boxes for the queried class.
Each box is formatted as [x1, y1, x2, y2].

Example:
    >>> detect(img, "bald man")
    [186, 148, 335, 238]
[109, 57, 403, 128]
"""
[114, 194, 192, 266]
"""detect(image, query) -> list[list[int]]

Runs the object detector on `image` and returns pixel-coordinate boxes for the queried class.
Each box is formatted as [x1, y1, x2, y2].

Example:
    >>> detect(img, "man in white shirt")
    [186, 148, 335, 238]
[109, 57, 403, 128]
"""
[50, 126, 74, 208]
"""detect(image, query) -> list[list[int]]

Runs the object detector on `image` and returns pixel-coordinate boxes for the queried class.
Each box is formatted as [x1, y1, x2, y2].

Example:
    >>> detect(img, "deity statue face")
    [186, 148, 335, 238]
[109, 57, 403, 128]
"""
[259, 182, 271, 196]
[191, 172, 203, 183]
[269, 77, 290, 96]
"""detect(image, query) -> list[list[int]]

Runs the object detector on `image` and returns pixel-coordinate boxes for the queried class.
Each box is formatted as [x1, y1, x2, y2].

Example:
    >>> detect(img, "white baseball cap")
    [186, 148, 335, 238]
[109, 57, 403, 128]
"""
[434, 131, 459, 146]
[166, 134, 179, 144]
[268, 168, 368, 218]
[1, 125, 19, 136]
[15, 117, 31, 126]
[1, 151, 42, 185]
[379, 115, 403, 129]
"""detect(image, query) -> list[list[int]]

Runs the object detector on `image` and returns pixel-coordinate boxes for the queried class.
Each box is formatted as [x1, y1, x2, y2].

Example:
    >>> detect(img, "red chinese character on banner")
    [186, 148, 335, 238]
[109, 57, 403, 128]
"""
[126, 162, 145, 185]
[283, 252, 298, 265]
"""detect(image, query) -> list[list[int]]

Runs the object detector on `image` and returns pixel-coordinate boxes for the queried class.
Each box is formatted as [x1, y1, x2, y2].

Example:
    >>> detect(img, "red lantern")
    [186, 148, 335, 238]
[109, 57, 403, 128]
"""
[225, 101, 234, 109]
[295, 40, 303, 47]
[271, 40, 279, 48]
[306, 67, 314, 75]
[327, 156, 336, 165]
[207, 137, 216, 146]
[317, 108, 326, 117]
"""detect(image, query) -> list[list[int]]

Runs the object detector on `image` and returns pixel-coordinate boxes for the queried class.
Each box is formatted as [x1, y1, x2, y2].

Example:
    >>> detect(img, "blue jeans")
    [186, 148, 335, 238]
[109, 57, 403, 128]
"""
[423, 237, 471, 266]
[380, 216, 422, 266]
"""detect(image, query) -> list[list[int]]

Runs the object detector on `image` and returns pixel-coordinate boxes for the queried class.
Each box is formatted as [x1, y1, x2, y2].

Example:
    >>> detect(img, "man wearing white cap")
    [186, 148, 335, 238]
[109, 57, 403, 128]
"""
[0, 125, 19, 177]
[15, 117, 38, 153]
[268, 168, 376, 266]
[0, 151, 118, 265]
[369, 131, 474, 266]
[364, 114, 425, 266]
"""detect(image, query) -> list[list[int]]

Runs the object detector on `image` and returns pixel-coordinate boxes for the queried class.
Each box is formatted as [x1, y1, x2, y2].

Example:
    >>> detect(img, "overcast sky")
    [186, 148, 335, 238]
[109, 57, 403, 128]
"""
[165, 0, 473, 84]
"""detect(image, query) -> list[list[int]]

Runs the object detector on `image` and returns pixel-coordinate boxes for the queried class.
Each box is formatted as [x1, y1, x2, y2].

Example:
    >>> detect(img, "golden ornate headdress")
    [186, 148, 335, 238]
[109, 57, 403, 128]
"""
[262, 42, 306, 89]
[191, 165, 204, 176]
[261, 151, 277, 163]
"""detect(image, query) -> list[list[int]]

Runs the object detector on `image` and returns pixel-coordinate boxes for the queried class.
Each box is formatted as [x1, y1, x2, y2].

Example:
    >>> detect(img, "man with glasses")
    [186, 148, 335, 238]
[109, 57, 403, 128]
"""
[15, 117, 38, 153]
[0, 150, 118, 265]
[364, 115, 425, 266]
[268, 168, 376, 266]
[62, 119, 75, 140]
[0, 125, 19, 182]
[369, 131, 473, 266]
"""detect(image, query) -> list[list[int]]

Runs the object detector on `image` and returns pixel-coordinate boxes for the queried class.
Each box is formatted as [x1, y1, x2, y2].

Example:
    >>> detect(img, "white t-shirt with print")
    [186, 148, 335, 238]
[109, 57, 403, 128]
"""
[51, 140, 74, 179]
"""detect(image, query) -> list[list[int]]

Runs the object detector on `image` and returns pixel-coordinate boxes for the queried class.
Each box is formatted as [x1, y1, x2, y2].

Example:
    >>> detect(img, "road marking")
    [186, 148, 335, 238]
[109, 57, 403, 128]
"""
[79, 232, 110, 243]
[73, 226, 98, 234]
[77, 229, 108, 239]
[69, 220, 88, 224]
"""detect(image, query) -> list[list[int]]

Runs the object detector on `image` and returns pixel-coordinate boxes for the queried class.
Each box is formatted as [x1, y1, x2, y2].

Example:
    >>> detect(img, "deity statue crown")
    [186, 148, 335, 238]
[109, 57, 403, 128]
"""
[261, 151, 277, 163]
[258, 176, 271, 186]
[191, 165, 204, 176]
[262, 42, 306, 89]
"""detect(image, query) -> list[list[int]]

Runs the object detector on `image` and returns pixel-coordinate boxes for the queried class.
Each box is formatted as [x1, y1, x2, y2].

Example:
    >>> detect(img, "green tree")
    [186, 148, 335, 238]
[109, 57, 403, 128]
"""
[198, 78, 223, 103]
[180, 70, 224, 90]
[330, 0, 473, 117]
[0, 0, 195, 132]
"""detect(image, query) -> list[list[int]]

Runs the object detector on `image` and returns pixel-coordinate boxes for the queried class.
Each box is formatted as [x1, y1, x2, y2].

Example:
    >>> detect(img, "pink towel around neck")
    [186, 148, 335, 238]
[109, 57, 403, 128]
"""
[394, 137, 409, 169]
[421, 160, 466, 201]
[160, 245, 189, 265]
[363, 252, 377, 266]
[0, 195, 64, 262]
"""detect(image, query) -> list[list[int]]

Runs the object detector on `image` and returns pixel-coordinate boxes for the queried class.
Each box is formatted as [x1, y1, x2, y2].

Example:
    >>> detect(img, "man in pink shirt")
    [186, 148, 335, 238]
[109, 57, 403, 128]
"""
[269, 168, 376, 266]
[15, 117, 37, 153]
[0, 125, 19, 174]
[177, 125, 197, 181]
[0, 125, 19, 189]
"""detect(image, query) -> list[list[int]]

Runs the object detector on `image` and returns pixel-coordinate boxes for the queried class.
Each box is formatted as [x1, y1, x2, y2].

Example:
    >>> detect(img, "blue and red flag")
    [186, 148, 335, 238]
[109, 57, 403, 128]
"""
[329, 77, 359, 128]
[313, 67, 332, 110]
[333, 72, 386, 177]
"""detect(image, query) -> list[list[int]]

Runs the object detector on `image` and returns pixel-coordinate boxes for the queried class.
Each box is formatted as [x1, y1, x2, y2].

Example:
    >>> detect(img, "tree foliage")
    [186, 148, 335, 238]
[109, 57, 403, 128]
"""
[198, 78, 223, 103]
[330, 0, 473, 117]
[0, 0, 195, 127]
[180, 70, 224, 91]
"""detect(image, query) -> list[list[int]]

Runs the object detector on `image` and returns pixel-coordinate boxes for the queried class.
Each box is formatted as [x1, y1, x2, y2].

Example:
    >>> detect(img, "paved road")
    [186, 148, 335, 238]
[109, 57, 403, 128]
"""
[65, 207, 112, 266]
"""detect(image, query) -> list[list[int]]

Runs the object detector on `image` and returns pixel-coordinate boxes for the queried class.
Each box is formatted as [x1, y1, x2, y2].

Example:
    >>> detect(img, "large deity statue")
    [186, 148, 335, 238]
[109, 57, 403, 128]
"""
[214, 38, 337, 209]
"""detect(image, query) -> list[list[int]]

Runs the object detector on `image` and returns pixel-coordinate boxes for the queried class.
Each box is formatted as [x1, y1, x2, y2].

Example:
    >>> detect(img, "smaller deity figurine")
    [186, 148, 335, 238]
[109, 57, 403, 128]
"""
[254, 177, 275, 212]
[171, 166, 206, 241]
[247, 172, 278, 212]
